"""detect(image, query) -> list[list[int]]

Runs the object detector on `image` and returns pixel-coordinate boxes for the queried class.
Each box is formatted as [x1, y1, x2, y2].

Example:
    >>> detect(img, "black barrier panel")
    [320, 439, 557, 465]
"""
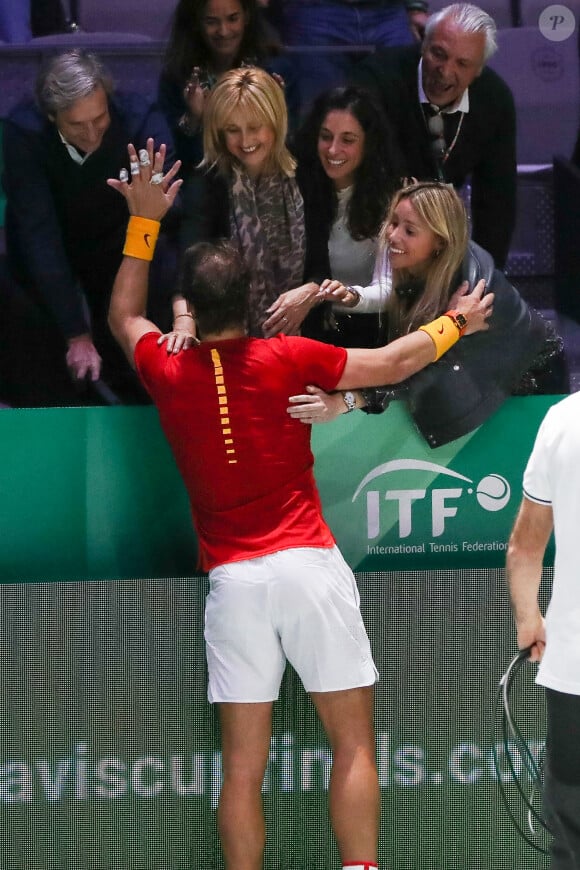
[0, 570, 550, 869]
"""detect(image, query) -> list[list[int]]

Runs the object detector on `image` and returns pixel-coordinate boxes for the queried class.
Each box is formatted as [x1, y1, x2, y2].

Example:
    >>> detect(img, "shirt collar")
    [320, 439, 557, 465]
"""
[417, 58, 470, 114]
[57, 129, 90, 165]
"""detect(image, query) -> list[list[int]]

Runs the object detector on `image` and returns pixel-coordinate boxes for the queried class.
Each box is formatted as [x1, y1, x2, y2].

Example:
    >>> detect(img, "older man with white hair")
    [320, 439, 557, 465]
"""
[355, 3, 516, 268]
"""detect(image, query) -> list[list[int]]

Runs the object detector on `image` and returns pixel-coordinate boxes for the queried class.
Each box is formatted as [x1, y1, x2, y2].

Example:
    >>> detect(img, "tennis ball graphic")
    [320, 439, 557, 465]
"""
[476, 474, 511, 511]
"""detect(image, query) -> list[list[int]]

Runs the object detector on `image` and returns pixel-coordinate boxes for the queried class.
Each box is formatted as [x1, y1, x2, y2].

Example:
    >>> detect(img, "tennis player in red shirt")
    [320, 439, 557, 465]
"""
[107, 140, 492, 870]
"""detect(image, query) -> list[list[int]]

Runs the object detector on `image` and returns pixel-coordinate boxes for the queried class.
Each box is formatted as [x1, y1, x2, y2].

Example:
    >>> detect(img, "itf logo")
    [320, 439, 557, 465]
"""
[352, 460, 511, 539]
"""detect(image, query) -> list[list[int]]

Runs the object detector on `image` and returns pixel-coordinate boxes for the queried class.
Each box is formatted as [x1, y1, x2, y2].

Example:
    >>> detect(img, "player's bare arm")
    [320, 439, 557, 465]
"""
[107, 139, 182, 364]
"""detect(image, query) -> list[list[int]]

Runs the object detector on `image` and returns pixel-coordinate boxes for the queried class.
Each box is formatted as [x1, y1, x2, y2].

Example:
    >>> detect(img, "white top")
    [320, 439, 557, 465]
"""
[333, 244, 392, 314]
[328, 186, 377, 287]
[523, 391, 580, 695]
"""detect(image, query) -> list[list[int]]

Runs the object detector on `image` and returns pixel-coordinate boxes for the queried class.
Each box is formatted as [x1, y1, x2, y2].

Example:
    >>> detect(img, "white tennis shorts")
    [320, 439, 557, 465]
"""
[204, 545, 378, 703]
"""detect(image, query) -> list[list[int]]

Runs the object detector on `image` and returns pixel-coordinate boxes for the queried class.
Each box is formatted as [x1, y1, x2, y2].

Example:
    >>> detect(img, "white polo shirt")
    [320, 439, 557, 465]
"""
[523, 391, 580, 695]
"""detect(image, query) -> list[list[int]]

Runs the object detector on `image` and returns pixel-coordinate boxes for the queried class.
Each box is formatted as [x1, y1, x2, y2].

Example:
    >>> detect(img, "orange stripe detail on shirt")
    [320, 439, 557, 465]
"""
[211, 348, 237, 464]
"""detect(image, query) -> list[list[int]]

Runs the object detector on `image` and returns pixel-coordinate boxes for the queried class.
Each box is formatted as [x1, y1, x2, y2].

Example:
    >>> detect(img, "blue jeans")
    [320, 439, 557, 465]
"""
[283, 1, 413, 111]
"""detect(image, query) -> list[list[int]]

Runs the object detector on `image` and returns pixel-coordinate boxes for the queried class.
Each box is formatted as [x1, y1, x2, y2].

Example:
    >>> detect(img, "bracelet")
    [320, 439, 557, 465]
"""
[418, 313, 463, 361]
[123, 216, 160, 261]
[346, 286, 361, 307]
[174, 312, 194, 321]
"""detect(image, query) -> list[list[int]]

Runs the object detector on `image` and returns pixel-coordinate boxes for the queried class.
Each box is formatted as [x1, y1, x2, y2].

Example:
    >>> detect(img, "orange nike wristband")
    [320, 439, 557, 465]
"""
[123, 216, 161, 261]
[418, 314, 462, 361]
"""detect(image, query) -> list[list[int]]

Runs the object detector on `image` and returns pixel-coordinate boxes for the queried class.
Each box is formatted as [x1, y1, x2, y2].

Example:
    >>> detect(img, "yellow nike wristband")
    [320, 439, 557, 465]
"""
[123, 216, 160, 261]
[418, 313, 463, 361]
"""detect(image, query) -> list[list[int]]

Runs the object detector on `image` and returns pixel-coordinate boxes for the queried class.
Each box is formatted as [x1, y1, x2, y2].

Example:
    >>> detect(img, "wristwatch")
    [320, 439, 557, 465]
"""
[342, 391, 357, 413]
[444, 310, 468, 335]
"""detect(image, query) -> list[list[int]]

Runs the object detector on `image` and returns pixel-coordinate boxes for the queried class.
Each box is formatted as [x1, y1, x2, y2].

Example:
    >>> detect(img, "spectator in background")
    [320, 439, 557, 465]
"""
[172, 66, 329, 343]
[288, 181, 565, 447]
[0, 0, 70, 42]
[31, 0, 71, 36]
[354, 3, 516, 267]
[158, 0, 298, 250]
[274, 0, 428, 110]
[293, 85, 405, 345]
[0, 50, 178, 406]
[507, 393, 580, 870]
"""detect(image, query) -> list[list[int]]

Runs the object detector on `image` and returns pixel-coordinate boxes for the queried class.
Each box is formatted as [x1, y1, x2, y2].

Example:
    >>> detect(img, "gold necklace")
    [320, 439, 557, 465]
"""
[442, 111, 464, 163]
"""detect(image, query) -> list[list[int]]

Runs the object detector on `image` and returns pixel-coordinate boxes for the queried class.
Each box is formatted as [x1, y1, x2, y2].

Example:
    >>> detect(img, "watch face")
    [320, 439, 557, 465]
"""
[456, 313, 468, 330]
[343, 391, 356, 412]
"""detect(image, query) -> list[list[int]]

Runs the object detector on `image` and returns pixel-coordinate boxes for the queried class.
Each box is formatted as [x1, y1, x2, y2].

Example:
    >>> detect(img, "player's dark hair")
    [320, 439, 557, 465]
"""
[180, 241, 250, 336]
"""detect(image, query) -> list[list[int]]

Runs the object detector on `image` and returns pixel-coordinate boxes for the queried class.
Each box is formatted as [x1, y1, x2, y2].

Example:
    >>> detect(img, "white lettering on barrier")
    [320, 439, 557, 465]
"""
[94, 758, 127, 798]
[366, 491, 380, 539]
[131, 756, 165, 797]
[367, 487, 465, 539]
[356, 462, 511, 543]
[0, 762, 33, 803]
[171, 754, 206, 796]
[36, 758, 71, 801]
[75, 741, 88, 799]
[384, 490, 426, 538]
[367, 543, 426, 554]
[393, 747, 425, 786]
[448, 742, 483, 785]
[0, 733, 545, 805]
[366, 540, 508, 555]
[462, 541, 508, 552]
[432, 488, 462, 537]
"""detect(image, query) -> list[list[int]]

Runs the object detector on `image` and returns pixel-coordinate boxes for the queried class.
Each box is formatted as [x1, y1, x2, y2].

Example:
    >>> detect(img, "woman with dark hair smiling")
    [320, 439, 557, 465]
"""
[160, 0, 282, 155]
[291, 85, 406, 345]
[157, 0, 296, 249]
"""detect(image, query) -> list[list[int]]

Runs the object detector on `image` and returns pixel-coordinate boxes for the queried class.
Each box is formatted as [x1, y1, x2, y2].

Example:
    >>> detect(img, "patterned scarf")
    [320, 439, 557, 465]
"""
[229, 164, 306, 336]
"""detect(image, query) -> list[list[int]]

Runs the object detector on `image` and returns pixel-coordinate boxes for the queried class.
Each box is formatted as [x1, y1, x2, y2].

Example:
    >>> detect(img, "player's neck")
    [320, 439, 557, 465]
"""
[199, 326, 247, 342]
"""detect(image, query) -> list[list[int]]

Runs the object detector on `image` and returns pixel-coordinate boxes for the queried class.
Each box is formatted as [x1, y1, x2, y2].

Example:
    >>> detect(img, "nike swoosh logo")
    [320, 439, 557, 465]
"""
[144, 233, 151, 248]
[437, 325, 444, 334]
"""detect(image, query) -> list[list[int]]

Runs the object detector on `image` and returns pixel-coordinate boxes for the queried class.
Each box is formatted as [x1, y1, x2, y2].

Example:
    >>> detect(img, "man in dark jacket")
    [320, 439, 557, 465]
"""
[1, 49, 177, 405]
[354, 3, 516, 267]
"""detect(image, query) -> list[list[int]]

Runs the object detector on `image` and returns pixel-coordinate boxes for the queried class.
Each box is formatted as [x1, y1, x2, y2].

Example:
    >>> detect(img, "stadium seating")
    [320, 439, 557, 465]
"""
[489, 26, 579, 165]
[73, 0, 174, 42]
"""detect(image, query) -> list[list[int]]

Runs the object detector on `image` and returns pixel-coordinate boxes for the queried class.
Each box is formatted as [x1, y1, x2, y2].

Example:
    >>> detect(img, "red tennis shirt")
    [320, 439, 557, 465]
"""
[135, 332, 348, 571]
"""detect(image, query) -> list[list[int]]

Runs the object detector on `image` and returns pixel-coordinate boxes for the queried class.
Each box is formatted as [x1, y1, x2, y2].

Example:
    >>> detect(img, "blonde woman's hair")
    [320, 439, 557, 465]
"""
[380, 181, 469, 335]
[202, 67, 296, 177]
